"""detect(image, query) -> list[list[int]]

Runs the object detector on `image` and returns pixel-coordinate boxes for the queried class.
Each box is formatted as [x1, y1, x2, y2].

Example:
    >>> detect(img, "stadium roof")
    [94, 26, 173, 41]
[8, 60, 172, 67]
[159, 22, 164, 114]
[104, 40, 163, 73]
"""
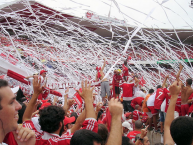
[0, 0, 193, 43]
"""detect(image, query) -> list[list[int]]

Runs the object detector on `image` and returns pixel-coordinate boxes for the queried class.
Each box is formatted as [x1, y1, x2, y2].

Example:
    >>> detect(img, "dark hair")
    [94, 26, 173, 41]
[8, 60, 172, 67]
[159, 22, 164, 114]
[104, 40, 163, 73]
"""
[135, 120, 143, 130]
[70, 112, 78, 124]
[186, 78, 192, 86]
[0, 79, 9, 110]
[70, 129, 102, 145]
[98, 124, 108, 145]
[170, 116, 193, 145]
[16, 88, 26, 102]
[18, 102, 26, 124]
[37, 103, 42, 110]
[97, 111, 103, 121]
[122, 136, 133, 145]
[148, 89, 154, 94]
[39, 105, 65, 133]
[156, 85, 162, 89]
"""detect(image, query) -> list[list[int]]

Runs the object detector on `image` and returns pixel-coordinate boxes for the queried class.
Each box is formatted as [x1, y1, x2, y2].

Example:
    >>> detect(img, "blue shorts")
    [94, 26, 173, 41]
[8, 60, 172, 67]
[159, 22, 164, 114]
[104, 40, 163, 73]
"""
[160, 111, 165, 122]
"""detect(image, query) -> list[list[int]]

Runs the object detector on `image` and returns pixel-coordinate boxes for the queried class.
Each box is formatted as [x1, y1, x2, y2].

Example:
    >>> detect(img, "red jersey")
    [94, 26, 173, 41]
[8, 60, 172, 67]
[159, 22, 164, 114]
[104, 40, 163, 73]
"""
[113, 74, 122, 86]
[3, 132, 17, 145]
[132, 110, 142, 121]
[127, 131, 141, 143]
[154, 88, 169, 110]
[131, 97, 144, 109]
[23, 118, 98, 145]
[165, 93, 181, 113]
[120, 83, 134, 100]
[122, 64, 128, 76]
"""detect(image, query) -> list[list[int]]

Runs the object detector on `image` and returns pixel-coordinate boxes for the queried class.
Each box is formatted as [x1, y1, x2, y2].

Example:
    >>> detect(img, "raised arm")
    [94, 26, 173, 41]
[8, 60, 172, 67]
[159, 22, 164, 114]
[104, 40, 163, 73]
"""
[164, 81, 181, 145]
[176, 64, 183, 81]
[162, 75, 169, 88]
[77, 81, 96, 119]
[63, 87, 69, 114]
[25, 75, 33, 79]
[101, 58, 106, 71]
[71, 109, 86, 134]
[23, 75, 43, 122]
[106, 98, 123, 145]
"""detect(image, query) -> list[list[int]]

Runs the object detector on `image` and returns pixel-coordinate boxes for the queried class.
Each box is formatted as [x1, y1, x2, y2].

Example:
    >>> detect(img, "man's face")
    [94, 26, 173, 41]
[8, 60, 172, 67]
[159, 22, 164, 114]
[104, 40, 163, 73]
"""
[143, 136, 150, 145]
[42, 72, 46, 78]
[0, 86, 22, 133]
[123, 127, 129, 133]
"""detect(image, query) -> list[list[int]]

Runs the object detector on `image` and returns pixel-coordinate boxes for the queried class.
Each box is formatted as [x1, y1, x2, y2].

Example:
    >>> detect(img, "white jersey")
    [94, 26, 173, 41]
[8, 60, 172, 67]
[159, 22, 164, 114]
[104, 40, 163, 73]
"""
[134, 90, 146, 98]
[147, 92, 156, 107]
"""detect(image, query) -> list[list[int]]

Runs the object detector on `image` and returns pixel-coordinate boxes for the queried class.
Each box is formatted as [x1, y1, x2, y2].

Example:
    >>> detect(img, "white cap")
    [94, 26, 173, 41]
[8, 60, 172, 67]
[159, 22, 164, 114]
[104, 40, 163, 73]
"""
[122, 121, 133, 131]
[11, 86, 19, 94]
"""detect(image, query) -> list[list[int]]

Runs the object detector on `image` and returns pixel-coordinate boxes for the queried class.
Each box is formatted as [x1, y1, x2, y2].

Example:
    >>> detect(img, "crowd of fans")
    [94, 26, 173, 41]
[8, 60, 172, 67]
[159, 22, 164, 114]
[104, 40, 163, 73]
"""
[0, 54, 193, 145]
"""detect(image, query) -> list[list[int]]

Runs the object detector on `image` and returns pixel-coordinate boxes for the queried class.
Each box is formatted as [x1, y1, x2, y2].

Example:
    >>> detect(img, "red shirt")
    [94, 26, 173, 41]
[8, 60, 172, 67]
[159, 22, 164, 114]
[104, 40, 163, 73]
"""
[3, 132, 17, 145]
[120, 83, 134, 99]
[98, 119, 103, 124]
[23, 118, 98, 145]
[122, 64, 128, 76]
[131, 97, 144, 109]
[154, 88, 169, 110]
[165, 93, 181, 113]
[127, 131, 141, 143]
[113, 74, 122, 86]
[132, 110, 142, 121]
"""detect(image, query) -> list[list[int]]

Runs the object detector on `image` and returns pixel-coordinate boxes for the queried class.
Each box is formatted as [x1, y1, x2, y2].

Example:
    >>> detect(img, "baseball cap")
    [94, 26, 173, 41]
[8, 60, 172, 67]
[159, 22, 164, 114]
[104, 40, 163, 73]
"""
[122, 121, 133, 131]
[125, 112, 132, 118]
[11, 86, 19, 94]
[63, 116, 75, 126]
[40, 70, 47, 75]
[39, 102, 51, 110]
[117, 69, 122, 73]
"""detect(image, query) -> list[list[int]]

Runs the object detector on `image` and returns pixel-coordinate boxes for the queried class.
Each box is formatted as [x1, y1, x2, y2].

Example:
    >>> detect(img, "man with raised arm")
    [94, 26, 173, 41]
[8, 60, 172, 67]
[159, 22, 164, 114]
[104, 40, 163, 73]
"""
[177, 64, 193, 116]
[95, 58, 111, 103]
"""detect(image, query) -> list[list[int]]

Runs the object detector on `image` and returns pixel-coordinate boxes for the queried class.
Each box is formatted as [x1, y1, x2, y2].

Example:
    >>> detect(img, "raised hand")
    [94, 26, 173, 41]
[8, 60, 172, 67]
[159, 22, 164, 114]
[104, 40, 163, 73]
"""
[140, 125, 148, 139]
[96, 102, 103, 112]
[33, 75, 43, 95]
[108, 98, 123, 118]
[169, 81, 181, 96]
[77, 81, 95, 101]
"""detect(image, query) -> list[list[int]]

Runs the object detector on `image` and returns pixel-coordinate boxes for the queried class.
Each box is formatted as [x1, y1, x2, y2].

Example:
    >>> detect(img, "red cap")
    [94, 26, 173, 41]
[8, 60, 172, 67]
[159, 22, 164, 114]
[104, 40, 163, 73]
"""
[40, 70, 47, 75]
[39, 102, 51, 110]
[41, 99, 48, 103]
[63, 116, 75, 125]
[125, 112, 132, 117]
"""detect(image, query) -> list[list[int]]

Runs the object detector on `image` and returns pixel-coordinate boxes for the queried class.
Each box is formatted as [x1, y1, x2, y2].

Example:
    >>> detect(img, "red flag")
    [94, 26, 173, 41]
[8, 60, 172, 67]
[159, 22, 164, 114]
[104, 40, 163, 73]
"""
[106, 107, 112, 132]
[139, 77, 146, 87]
[74, 88, 83, 109]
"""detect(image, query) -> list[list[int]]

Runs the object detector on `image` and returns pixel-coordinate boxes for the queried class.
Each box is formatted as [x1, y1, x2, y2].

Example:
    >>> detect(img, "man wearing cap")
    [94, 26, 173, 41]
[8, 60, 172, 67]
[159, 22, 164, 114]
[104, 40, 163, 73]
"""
[122, 121, 133, 137]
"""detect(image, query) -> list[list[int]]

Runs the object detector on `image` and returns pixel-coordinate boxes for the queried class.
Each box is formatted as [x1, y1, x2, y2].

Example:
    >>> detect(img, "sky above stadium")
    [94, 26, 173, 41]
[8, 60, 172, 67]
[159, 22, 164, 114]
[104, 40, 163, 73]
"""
[0, 0, 193, 29]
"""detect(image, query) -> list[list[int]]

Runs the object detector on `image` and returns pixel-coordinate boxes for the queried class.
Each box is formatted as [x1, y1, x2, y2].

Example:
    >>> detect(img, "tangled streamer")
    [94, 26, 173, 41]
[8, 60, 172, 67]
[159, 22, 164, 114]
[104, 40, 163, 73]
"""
[0, 0, 192, 98]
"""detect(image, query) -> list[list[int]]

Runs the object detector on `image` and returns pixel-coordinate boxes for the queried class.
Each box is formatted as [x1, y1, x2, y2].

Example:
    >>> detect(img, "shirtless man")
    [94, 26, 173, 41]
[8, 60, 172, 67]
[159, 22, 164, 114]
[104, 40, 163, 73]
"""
[176, 64, 193, 116]
[95, 58, 110, 103]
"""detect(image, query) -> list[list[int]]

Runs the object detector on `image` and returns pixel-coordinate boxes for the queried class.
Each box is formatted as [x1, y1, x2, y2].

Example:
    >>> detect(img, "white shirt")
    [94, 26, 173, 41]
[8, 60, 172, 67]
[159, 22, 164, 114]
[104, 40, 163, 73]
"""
[134, 90, 146, 98]
[147, 92, 156, 107]
[31, 116, 43, 133]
